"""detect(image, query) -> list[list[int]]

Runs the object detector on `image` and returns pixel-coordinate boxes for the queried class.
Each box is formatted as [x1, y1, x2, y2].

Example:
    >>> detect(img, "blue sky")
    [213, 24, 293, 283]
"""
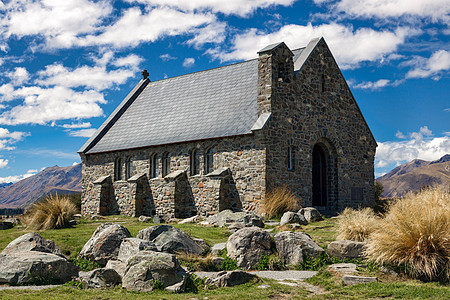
[0, 0, 448, 182]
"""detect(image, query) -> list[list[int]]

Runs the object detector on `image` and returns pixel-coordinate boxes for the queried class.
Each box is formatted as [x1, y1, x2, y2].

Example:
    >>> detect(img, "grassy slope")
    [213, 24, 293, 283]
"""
[0, 216, 448, 299]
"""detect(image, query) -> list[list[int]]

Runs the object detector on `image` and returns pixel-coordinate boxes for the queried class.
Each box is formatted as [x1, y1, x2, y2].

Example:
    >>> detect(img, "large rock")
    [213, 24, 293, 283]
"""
[327, 240, 366, 259]
[122, 250, 188, 292]
[298, 208, 323, 223]
[216, 210, 264, 228]
[118, 238, 158, 262]
[1, 232, 64, 257]
[205, 270, 258, 287]
[79, 223, 131, 266]
[280, 212, 308, 226]
[274, 231, 325, 265]
[0, 252, 79, 285]
[80, 268, 122, 288]
[137, 225, 206, 255]
[105, 260, 127, 278]
[226, 227, 272, 270]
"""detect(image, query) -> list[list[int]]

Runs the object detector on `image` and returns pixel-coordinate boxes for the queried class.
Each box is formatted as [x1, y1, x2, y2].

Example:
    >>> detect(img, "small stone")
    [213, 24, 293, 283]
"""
[258, 284, 270, 289]
[138, 216, 152, 222]
[342, 275, 377, 285]
[328, 263, 357, 273]
[298, 207, 323, 222]
[327, 240, 366, 260]
[198, 182, 204, 188]
[280, 212, 308, 226]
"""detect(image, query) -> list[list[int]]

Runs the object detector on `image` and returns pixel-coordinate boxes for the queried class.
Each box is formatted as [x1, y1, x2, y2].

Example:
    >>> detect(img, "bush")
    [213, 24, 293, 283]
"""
[260, 186, 302, 218]
[220, 256, 238, 271]
[365, 188, 450, 282]
[255, 254, 285, 271]
[22, 194, 77, 230]
[336, 207, 378, 242]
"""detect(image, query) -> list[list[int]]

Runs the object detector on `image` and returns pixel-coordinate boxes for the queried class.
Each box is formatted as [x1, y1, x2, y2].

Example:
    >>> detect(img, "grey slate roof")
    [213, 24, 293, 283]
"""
[80, 46, 310, 154]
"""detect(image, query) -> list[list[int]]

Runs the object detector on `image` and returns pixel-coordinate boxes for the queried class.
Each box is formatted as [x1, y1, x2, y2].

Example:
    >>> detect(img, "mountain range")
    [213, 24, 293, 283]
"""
[376, 154, 450, 198]
[0, 164, 81, 209]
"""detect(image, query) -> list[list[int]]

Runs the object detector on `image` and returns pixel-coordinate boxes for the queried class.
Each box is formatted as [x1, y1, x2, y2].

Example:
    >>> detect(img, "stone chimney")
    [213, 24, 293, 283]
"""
[257, 42, 294, 116]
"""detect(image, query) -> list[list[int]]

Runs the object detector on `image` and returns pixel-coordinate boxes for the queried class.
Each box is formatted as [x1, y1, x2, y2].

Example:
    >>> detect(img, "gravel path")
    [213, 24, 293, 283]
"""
[194, 270, 317, 281]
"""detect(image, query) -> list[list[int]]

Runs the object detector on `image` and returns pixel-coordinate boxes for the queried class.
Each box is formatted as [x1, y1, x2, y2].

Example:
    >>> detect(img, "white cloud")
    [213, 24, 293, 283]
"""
[159, 54, 177, 61]
[353, 79, 391, 90]
[112, 54, 143, 68]
[0, 158, 8, 168]
[68, 128, 97, 137]
[315, 0, 450, 22]
[127, 0, 295, 17]
[375, 127, 450, 168]
[187, 22, 227, 49]
[6, 67, 29, 85]
[182, 57, 195, 67]
[0, 169, 37, 184]
[61, 122, 92, 129]
[0, 127, 29, 150]
[211, 23, 418, 68]
[79, 7, 215, 48]
[406, 50, 450, 80]
[395, 130, 406, 139]
[0, 0, 112, 49]
[0, 86, 105, 125]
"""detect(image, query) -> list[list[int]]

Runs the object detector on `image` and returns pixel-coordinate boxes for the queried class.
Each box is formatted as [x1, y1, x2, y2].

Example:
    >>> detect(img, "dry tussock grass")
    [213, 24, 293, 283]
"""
[22, 194, 77, 230]
[260, 186, 302, 218]
[176, 251, 217, 271]
[365, 188, 450, 282]
[336, 207, 378, 242]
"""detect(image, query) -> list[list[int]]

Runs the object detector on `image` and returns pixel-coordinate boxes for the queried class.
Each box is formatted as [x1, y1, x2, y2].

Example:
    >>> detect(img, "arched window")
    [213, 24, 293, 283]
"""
[149, 154, 158, 178]
[204, 148, 214, 174]
[162, 152, 170, 177]
[126, 156, 133, 179]
[190, 149, 199, 176]
[115, 157, 122, 181]
[287, 145, 295, 171]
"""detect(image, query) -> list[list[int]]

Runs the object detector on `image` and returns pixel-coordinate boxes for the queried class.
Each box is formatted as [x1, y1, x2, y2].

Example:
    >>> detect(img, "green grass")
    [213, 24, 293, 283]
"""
[0, 215, 231, 257]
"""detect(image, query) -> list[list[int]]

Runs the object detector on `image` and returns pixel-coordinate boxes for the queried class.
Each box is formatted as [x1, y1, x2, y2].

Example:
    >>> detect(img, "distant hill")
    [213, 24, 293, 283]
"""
[0, 182, 13, 189]
[376, 154, 450, 198]
[0, 164, 81, 209]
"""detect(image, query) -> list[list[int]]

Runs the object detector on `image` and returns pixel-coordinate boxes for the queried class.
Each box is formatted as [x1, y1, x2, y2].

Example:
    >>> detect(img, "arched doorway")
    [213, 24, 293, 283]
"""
[312, 144, 327, 206]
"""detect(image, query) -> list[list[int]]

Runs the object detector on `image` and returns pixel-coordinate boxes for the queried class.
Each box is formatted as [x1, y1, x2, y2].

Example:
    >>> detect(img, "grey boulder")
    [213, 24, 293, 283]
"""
[342, 275, 377, 285]
[216, 210, 264, 228]
[105, 260, 127, 278]
[118, 238, 158, 262]
[328, 263, 357, 274]
[274, 231, 325, 265]
[0, 252, 79, 285]
[80, 268, 122, 288]
[138, 216, 152, 222]
[122, 250, 188, 292]
[226, 227, 272, 270]
[137, 225, 206, 255]
[298, 207, 323, 222]
[79, 223, 131, 266]
[280, 212, 308, 226]
[205, 270, 258, 287]
[327, 240, 366, 259]
[1, 232, 64, 257]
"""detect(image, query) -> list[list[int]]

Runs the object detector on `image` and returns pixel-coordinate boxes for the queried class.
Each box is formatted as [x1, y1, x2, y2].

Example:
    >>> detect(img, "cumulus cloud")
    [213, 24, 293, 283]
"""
[182, 57, 195, 67]
[0, 169, 37, 184]
[61, 122, 92, 129]
[405, 50, 450, 80]
[210, 23, 418, 68]
[0, 158, 8, 168]
[159, 54, 177, 61]
[187, 21, 227, 49]
[0, 127, 29, 150]
[375, 126, 450, 168]
[315, 0, 450, 22]
[67, 128, 97, 137]
[6, 67, 29, 85]
[127, 0, 295, 17]
[0, 86, 106, 125]
[353, 79, 391, 90]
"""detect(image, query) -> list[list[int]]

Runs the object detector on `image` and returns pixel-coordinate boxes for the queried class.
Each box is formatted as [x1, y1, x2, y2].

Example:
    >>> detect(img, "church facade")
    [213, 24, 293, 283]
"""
[78, 37, 377, 218]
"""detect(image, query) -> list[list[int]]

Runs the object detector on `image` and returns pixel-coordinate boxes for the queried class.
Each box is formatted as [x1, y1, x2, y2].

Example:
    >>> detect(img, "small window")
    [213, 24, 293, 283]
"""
[115, 157, 122, 181]
[190, 149, 199, 176]
[205, 148, 214, 174]
[162, 152, 170, 177]
[287, 145, 294, 171]
[126, 156, 133, 179]
[149, 154, 159, 178]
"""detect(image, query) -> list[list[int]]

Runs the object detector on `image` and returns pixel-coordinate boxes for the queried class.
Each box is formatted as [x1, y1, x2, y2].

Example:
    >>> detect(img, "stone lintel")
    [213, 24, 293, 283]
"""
[93, 175, 111, 184]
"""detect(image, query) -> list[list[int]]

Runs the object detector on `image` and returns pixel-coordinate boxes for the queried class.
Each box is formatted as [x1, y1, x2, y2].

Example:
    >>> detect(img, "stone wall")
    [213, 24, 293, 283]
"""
[81, 133, 266, 217]
[259, 39, 376, 213]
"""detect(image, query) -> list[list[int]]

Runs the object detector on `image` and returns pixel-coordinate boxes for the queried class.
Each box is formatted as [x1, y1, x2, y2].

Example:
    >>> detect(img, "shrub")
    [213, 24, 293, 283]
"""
[22, 194, 77, 230]
[336, 207, 378, 242]
[365, 188, 450, 282]
[220, 256, 238, 271]
[255, 254, 285, 271]
[69, 257, 101, 272]
[260, 186, 302, 218]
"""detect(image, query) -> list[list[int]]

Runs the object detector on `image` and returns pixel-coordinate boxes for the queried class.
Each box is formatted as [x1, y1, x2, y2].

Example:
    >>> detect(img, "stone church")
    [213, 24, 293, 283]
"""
[78, 37, 377, 218]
